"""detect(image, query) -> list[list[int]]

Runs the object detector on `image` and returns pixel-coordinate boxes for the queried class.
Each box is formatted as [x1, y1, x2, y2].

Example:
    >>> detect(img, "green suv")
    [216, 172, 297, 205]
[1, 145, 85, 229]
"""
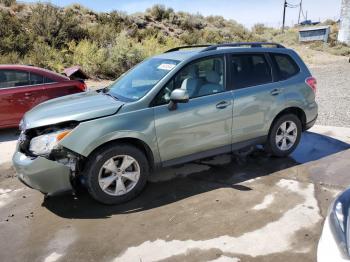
[13, 42, 318, 204]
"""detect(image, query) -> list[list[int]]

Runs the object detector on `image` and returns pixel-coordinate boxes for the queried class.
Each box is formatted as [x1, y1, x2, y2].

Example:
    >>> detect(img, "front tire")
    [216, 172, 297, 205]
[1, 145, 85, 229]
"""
[84, 144, 149, 205]
[265, 114, 302, 157]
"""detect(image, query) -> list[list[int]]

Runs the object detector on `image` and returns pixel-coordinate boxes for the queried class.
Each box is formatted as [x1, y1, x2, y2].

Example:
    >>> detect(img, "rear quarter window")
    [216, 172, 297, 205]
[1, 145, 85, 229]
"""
[271, 53, 300, 81]
[30, 73, 44, 85]
[44, 77, 56, 83]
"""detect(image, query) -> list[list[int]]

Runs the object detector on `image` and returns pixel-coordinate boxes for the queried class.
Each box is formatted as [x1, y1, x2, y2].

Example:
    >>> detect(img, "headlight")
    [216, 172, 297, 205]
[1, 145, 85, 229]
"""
[335, 201, 345, 232]
[29, 129, 71, 156]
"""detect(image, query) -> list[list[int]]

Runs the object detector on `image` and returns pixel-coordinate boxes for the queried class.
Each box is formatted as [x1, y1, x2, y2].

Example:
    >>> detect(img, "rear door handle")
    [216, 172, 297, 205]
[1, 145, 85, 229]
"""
[270, 88, 284, 96]
[216, 100, 231, 109]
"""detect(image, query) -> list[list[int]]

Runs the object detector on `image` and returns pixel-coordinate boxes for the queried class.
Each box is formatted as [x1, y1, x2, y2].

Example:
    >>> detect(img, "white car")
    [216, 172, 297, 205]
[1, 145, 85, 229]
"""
[318, 189, 350, 261]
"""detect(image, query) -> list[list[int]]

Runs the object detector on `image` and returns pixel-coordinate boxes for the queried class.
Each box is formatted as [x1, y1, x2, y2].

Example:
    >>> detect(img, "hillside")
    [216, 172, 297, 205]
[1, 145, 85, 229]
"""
[0, 1, 349, 79]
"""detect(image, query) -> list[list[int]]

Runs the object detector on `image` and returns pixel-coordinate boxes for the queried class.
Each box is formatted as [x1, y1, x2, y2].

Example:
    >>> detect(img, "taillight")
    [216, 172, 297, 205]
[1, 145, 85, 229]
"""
[306, 76, 317, 93]
[77, 81, 87, 91]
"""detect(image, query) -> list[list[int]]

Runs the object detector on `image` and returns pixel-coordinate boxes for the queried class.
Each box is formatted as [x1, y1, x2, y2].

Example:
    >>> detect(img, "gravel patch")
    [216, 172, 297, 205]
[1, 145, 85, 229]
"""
[309, 58, 350, 128]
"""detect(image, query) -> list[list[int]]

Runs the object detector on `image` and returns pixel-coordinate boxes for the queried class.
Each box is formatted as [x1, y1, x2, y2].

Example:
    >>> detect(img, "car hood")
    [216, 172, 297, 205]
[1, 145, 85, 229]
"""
[23, 91, 124, 130]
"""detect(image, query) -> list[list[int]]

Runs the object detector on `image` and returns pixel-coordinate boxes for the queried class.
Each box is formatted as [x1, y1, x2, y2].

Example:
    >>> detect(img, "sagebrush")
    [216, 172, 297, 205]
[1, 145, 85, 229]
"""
[0, 2, 348, 79]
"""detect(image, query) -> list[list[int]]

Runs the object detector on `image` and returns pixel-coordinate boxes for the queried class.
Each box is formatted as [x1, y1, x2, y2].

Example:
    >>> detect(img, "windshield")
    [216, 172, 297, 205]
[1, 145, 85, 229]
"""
[107, 58, 180, 101]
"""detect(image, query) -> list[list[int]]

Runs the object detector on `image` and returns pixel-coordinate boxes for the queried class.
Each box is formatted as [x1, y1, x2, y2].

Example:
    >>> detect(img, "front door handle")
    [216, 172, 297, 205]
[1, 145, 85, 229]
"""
[216, 100, 231, 109]
[270, 88, 284, 96]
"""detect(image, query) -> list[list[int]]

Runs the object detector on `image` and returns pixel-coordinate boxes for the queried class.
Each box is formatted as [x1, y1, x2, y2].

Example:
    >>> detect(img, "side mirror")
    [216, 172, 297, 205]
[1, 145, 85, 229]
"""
[168, 89, 189, 110]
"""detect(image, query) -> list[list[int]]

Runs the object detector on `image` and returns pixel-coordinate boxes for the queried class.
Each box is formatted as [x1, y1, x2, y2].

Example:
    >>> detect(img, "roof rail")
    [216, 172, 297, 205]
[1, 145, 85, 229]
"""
[164, 45, 212, 53]
[200, 42, 285, 52]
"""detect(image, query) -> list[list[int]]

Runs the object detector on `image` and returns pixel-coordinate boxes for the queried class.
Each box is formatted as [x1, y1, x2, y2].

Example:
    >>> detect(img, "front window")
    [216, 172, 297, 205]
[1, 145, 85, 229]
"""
[153, 56, 225, 106]
[107, 58, 180, 101]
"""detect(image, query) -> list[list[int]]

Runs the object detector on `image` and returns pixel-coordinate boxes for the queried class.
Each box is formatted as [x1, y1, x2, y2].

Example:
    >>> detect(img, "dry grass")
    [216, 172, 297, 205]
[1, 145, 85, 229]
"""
[288, 44, 348, 66]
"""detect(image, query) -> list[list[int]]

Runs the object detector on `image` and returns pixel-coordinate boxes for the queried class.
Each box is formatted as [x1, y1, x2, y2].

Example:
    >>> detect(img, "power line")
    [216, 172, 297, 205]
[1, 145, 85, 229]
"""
[283, 0, 307, 31]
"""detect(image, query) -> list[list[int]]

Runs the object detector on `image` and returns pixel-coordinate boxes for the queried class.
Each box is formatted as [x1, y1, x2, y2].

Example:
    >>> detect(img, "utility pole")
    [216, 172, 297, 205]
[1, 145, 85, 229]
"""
[338, 0, 350, 44]
[282, 0, 287, 33]
[298, 0, 303, 24]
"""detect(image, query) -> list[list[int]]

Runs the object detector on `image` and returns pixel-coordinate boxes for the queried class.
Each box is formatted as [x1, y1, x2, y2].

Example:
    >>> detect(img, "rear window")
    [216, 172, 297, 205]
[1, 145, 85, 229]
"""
[0, 70, 30, 88]
[271, 53, 300, 81]
[231, 54, 272, 89]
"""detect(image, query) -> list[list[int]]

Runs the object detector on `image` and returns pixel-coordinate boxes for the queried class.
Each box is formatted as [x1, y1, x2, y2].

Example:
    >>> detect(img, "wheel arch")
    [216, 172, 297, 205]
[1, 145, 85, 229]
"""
[270, 107, 307, 133]
[85, 137, 156, 171]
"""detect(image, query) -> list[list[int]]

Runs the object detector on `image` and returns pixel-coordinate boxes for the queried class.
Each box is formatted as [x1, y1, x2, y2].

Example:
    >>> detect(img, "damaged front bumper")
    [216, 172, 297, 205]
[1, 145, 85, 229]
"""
[12, 151, 73, 195]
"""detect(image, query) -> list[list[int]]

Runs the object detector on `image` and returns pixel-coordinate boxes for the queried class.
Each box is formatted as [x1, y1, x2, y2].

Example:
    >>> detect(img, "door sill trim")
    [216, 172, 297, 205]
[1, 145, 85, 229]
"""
[161, 136, 267, 167]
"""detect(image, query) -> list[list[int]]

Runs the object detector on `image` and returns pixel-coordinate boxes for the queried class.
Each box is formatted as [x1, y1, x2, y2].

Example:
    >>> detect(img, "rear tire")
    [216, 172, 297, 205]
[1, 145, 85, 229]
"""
[84, 144, 149, 205]
[265, 114, 302, 157]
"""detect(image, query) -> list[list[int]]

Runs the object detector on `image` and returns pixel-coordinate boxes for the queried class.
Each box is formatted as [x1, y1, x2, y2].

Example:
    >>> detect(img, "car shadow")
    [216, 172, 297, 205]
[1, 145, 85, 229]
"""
[42, 131, 350, 219]
[0, 128, 19, 142]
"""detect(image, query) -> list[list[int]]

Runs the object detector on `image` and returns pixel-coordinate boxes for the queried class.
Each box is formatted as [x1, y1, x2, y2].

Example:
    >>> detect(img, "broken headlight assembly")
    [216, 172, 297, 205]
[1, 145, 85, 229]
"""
[29, 129, 72, 156]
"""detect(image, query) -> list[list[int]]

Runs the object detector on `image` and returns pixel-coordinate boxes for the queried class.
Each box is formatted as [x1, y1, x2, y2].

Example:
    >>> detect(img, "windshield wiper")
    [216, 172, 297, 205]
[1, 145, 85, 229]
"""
[102, 91, 119, 101]
[101, 86, 109, 93]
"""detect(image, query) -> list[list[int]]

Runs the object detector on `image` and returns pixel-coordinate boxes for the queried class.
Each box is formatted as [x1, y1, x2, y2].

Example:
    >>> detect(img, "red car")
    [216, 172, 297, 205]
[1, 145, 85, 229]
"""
[0, 65, 87, 129]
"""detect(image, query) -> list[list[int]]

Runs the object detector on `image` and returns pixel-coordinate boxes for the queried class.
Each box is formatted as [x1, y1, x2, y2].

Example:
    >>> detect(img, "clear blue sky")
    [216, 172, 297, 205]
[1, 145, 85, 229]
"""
[20, 0, 342, 28]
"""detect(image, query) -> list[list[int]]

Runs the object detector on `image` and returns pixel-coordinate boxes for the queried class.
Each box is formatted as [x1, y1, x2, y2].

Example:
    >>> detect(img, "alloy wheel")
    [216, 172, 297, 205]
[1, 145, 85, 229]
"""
[275, 121, 298, 151]
[98, 155, 140, 196]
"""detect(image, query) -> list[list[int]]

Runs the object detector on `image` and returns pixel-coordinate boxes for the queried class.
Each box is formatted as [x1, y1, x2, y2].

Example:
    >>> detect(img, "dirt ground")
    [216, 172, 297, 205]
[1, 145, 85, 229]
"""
[300, 48, 350, 128]
[0, 125, 350, 262]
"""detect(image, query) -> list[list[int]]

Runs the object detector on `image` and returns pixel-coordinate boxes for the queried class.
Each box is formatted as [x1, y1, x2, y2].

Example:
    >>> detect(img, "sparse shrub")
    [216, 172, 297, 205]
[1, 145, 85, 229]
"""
[322, 19, 337, 26]
[71, 40, 105, 77]
[0, 0, 16, 7]
[0, 2, 349, 79]
[179, 31, 201, 45]
[29, 3, 87, 48]
[202, 29, 223, 44]
[177, 13, 205, 31]
[252, 23, 267, 35]
[0, 10, 30, 55]
[0, 52, 20, 64]
[100, 32, 144, 78]
[24, 41, 66, 72]
[87, 23, 119, 46]
[140, 36, 182, 58]
[146, 4, 173, 21]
